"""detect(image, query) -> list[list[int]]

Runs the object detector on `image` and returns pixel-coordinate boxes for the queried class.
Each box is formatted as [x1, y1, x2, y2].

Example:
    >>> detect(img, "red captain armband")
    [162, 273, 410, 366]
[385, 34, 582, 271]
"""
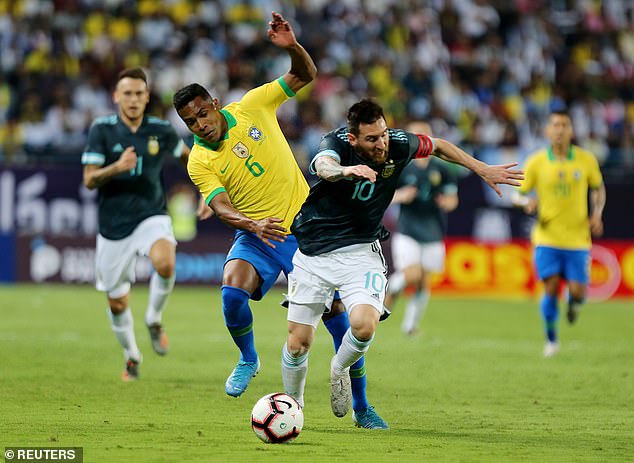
[414, 134, 435, 158]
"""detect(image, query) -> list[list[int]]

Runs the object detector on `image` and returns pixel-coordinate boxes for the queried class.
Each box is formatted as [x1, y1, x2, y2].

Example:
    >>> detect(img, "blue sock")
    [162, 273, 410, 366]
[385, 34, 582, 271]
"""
[540, 293, 559, 343]
[221, 285, 257, 363]
[323, 311, 369, 412]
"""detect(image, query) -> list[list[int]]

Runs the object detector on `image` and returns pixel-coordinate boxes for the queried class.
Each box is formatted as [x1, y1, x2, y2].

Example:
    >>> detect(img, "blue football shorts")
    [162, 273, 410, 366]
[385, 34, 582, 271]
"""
[226, 230, 298, 301]
[534, 246, 590, 284]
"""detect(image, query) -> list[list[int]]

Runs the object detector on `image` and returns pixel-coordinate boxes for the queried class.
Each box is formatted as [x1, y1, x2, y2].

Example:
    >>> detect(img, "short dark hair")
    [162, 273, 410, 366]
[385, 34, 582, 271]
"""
[550, 108, 570, 118]
[346, 99, 386, 135]
[173, 83, 212, 111]
[117, 67, 147, 85]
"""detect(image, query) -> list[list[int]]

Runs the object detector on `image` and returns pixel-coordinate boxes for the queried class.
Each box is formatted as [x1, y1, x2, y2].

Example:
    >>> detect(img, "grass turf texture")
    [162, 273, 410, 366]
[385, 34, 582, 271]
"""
[0, 284, 632, 463]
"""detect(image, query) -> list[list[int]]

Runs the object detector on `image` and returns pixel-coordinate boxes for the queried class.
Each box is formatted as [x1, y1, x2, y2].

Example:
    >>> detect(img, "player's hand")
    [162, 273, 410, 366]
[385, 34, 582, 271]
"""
[254, 217, 287, 248]
[196, 195, 214, 221]
[267, 12, 297, 49]
[589, 213, 604, 237]
[479, 163, 524, 197]
[343, 165, 377, 183]
[435, 193, 458, 212]
[523, 197, 538, 215]
[117, 147, 138, 172]
[393, 185, 418, 204]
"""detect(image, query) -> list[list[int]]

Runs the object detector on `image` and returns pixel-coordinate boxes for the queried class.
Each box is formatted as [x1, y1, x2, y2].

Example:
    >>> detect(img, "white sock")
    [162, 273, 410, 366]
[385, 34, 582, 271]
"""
[401, 290, 430, 334]
[388, 271, 406, 294]
[145, 273, 175, 326]
[333, 329, 373, 372]
[281, 343, 308, 408]
[109, 308, 141, 361]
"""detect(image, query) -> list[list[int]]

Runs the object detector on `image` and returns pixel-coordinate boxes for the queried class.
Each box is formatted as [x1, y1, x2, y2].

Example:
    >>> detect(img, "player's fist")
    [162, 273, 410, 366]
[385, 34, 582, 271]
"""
[118, 147, 138, 172]
[267, 12, 297, 48]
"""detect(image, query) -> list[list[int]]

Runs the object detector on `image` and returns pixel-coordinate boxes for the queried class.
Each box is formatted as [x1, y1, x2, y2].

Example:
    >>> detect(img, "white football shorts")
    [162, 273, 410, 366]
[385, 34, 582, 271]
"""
[287, 241, 388, 328]
[95, 215, 176, 298]
[391, 232, 445, 273]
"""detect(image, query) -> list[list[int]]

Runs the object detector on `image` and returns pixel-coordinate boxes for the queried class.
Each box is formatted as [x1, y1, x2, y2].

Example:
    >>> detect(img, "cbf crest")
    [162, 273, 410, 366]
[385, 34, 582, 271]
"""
[147, 136, 159, 155]
[248, 126, 264, 141]
[381, 159, 395, 178]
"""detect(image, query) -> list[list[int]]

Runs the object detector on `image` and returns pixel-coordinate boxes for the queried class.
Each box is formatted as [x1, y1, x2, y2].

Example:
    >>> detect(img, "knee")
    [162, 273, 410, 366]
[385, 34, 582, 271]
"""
[109, 298, 127, 314]
[569, 285, 586, 301]
[154, 258, 175, 279]
[221, 286, 250, 312]
[349, 317, 377, 342]
[287, 334, 311, 357]
[543, 277, 560, 296]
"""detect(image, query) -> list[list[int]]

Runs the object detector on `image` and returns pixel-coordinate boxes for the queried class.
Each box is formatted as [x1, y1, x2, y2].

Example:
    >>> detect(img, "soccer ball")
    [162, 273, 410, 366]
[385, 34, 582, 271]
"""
[251, 392, 304, 443]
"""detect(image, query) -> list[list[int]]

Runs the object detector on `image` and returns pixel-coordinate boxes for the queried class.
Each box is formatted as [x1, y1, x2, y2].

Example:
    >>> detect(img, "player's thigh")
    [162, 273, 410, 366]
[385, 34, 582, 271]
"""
[287, 251, 336, 307]
[563, 249, 590, 285]
[287, 309, 322, 351]
[335, 243, 387, 318]
[391, 232, 423, 271]
[420, 241, 446, 273]
[225, 230, 293, 300]
[95, 234, 136, 297]
[223, 259, 261, 295]
[149, 238, 176, 277]
[534, 246, 564, 281]
[136, 215, 177, 257]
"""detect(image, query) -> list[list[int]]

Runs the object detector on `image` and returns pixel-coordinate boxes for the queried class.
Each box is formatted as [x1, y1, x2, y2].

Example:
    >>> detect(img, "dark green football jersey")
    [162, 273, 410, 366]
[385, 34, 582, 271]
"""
[291, 127, 434, 256]
[396, 157, 458, 243]
[82, 114, 184, 240]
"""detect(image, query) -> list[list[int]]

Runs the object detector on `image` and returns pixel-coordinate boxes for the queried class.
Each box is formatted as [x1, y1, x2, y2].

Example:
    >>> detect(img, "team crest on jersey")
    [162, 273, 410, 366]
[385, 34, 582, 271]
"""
[232, 141, 249, 159]
[573, 169, 581, 180]
[248, 126, 263, 141]
[430, 170, 441, 186]
[148, 136, 159, 155]
[381, 160, 395, 178]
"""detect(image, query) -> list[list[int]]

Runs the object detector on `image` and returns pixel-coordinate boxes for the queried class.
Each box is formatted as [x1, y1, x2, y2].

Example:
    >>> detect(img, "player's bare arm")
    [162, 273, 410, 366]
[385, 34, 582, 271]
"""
[268, 11, 317, 93]
[210, 192, 287, 248]
[392, 185, 418, 204]
[314, 155, 377, 183]
[179, 144, 191, 170]
[83, 147, 137, 189]
[196, 194, 214, 220]
[512, 192, 538, 215]
[589, 183, 606, 237]
[432, 138, 524, 197]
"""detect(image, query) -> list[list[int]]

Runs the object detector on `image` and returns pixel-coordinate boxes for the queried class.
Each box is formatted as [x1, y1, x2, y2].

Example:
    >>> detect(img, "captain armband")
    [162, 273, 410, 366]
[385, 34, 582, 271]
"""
[414, 134, 435, 158]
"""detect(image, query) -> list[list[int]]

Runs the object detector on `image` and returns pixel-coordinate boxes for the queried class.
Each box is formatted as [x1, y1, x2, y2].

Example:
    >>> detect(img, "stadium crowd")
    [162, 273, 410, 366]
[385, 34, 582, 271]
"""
[0, 0, 632, 173]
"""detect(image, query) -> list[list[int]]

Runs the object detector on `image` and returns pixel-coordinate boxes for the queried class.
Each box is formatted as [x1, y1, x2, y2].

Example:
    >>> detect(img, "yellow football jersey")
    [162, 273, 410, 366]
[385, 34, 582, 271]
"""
[518, 145, 603, 249]
[187, 77, 309, 233]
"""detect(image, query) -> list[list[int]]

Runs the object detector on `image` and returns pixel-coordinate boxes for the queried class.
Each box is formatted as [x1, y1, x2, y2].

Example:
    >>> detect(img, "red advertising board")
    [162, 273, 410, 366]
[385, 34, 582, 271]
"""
[431, 239, 634, 299]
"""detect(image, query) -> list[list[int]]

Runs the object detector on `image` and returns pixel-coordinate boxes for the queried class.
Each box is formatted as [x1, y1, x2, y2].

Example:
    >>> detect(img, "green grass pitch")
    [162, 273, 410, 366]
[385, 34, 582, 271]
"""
[0, 284, 632, 462]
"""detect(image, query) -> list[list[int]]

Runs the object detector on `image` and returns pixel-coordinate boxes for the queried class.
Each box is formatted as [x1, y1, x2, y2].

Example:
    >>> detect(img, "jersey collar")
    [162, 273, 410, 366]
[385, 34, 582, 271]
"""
[194, 109, 237, 151]
[547, 145, 574, 161]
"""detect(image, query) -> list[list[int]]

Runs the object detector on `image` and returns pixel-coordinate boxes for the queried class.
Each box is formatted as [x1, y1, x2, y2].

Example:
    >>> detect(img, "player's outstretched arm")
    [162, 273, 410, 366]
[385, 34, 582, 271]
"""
[432, 138, 524, 197]
[210, 192, 287, 248]
[268, 11, 316, 94]
[314, 155, 377, 183]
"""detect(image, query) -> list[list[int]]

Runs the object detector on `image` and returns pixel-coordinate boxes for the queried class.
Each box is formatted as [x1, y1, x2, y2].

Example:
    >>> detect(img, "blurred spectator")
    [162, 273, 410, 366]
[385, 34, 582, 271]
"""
[0, 0, 632, 175]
